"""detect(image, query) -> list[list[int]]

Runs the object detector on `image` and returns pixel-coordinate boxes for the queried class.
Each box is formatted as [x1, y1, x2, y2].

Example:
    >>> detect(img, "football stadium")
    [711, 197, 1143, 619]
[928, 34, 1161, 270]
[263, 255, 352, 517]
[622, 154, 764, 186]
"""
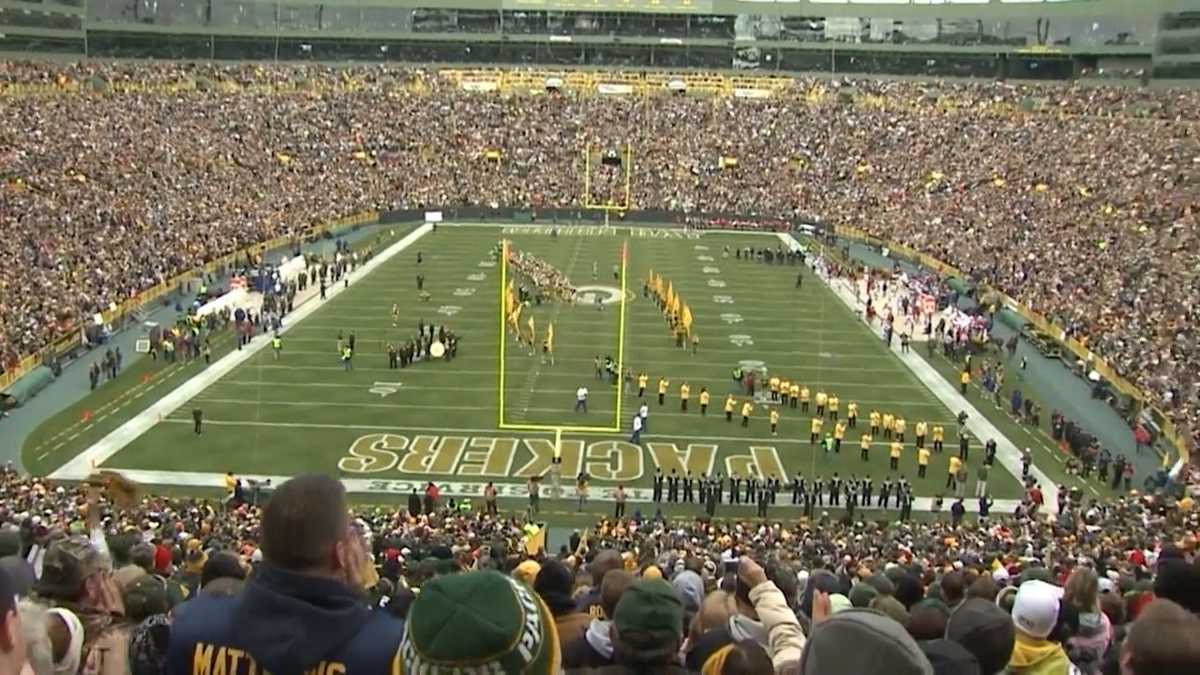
[0, 1, 1198, 674]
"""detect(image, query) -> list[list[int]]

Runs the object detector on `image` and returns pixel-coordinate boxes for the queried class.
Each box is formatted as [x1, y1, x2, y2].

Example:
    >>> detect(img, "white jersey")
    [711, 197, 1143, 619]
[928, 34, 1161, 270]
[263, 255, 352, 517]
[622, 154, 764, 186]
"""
[577, 387, 588, 401]
[639, 404, 649, 419]
[632, 415, 643, 432]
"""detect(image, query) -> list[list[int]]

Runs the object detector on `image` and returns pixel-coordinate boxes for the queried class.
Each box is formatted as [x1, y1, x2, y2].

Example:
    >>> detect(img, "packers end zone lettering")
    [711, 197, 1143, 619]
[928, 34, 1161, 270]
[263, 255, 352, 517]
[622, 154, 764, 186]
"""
[338, 434, 785, 487]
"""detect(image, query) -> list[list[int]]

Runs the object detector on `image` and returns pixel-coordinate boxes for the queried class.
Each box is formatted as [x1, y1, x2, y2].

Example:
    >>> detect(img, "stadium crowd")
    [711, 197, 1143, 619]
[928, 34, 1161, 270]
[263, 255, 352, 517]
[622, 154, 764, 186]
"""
[0, 467, 1197, 674]
[2, 62, 1196, 456]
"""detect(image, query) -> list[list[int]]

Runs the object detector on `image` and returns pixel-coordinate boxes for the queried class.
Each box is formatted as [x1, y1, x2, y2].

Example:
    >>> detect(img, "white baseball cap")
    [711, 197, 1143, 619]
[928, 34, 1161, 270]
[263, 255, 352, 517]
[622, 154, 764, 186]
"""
[1012, 580, 1063, 639]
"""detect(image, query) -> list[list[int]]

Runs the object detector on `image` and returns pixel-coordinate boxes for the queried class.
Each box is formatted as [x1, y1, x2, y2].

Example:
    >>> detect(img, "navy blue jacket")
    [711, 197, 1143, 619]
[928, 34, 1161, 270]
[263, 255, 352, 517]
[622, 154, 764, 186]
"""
[166, 563, 403, 675]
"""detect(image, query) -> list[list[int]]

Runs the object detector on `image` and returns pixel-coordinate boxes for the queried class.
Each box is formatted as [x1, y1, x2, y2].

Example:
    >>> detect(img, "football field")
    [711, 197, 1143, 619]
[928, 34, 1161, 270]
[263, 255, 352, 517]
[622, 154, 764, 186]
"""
[41, 223, 1027, 507]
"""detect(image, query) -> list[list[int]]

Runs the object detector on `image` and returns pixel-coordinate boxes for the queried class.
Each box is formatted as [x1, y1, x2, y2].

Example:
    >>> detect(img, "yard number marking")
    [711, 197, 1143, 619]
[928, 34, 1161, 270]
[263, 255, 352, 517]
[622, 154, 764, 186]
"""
[369, 382, 403, 398]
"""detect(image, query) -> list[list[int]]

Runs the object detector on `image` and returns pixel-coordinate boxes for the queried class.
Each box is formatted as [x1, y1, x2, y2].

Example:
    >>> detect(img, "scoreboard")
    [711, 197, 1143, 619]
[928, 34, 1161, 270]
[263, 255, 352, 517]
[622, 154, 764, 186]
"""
[504, 0, 715, 14]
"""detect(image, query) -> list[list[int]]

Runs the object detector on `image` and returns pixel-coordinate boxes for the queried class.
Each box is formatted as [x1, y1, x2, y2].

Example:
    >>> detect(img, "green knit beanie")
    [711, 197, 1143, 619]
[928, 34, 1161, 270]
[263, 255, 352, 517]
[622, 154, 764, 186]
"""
[401, 569, 561, 674]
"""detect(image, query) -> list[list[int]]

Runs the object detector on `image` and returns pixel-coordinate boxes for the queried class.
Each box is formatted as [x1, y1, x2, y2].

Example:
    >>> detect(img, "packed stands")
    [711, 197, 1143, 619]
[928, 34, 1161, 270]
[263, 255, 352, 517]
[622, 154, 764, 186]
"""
[0, 469, 1196, 673]
[2, 63, 1197, 456]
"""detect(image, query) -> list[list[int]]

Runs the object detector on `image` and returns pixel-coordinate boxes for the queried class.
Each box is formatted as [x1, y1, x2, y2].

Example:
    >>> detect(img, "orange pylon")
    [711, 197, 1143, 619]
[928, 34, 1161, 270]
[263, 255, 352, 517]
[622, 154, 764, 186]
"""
[80, 410, 93, 423]
[141, 373, 152, 384]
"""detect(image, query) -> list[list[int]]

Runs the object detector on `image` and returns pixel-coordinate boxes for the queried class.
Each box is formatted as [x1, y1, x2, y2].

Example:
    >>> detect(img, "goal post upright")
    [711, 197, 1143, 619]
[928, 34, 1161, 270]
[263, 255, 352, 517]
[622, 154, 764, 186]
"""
[613, 239, 629, 431]
[497, 238, 510, 429]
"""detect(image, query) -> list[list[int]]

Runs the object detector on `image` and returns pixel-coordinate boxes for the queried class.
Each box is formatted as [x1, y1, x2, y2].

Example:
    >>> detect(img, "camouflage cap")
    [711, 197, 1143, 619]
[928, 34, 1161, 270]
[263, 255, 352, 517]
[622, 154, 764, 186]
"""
[35, 535, 110, 601]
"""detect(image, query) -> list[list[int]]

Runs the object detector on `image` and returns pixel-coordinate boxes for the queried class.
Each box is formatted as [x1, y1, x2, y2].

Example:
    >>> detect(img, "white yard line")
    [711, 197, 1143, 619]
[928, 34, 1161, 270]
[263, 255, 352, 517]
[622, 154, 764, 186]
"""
[186, 395, 954, 418]
[49, 224, 435, 481]
[212, 378, 932, 392]
[156, 417, 941, 447]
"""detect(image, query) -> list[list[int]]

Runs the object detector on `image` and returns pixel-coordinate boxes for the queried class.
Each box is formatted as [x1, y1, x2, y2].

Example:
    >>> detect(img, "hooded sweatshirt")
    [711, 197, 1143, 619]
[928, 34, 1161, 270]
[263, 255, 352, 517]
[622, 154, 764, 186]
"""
[1009, 632, 1080, 675]
[1066, 609, 1111, 672]
[166, 562, 403, 674]
[561, 618, 615, 669]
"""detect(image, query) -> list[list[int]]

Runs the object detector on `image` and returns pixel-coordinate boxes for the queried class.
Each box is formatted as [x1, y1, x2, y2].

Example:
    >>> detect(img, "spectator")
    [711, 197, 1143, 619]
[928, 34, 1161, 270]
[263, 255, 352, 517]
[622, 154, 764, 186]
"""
[1004, 580, 1074, 675]
[165, 474, 402, 674]
[533, 558, 591, 644]
[940, 570, 967, 611]
[799, 608, 933, 675]
[34, 536, 132, 675]
[399, 569, 560, 673]
[199, 551, 247, 591]
[1117, 599, 1200, 675]
[17, 599, 51, 675]
[122, 574, 168, 623]
[563, 569, 635, 669]
[0, 568, 32, 675]
[608, 579, 688, 674]
[945, 598, 1016, 675]
[1063, 567, 1112, 672]
[1151, 559, 1200, 614]
[575, 550, 624, 618]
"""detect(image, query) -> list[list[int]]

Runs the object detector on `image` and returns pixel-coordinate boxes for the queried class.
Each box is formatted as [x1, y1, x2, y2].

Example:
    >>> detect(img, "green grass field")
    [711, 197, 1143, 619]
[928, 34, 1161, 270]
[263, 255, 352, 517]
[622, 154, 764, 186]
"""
[29, 224, 1027, 505]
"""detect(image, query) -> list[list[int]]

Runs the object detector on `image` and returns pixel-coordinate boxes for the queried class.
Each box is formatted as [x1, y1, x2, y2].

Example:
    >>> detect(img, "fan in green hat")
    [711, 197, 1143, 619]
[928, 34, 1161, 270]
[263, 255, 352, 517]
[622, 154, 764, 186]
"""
[401, 569, 561, 674]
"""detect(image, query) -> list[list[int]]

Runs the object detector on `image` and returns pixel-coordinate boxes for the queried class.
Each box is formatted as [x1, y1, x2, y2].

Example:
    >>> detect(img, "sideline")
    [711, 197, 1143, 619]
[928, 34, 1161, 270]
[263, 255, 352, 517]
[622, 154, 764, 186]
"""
[783, 232, 1060, 512]
[49, 224, 434, 480]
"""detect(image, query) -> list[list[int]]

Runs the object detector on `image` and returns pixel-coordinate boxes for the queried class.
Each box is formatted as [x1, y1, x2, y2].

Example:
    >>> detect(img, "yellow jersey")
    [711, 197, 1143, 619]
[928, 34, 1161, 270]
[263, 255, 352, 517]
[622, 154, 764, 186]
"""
[741, 402, 753, 417]
[932, 426, 944, 442]
[834, 423, 846, 440]
[799, 387, 810, 402]
[780, 380, 791, 395]
[638, 374, 648, 388]
[860, 434, 872, 449]
[790, 383, 800, 398]
[915, 421, 928, 437]
[960, 370, 971, 385]
[894, 418, 906, 434]
[680, 384, 690, 400]
[847, 402, 858, 418]
[882, 413, 895, 430]
[724, 396, 736, 412]
[700, 391, 710, 406]
[869, 411, 881, 427]
[828, 395, 840, 411]
[815, 392, 828, 407]
[949, 456, 963, 474]
[918, 448, 931, 466]
[769, 377, 780, 392]
[658, 379, 669, 394]
[770, 410, 780, 425]
[811, 417, 824, 434]
[890, 442, 903, 459]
